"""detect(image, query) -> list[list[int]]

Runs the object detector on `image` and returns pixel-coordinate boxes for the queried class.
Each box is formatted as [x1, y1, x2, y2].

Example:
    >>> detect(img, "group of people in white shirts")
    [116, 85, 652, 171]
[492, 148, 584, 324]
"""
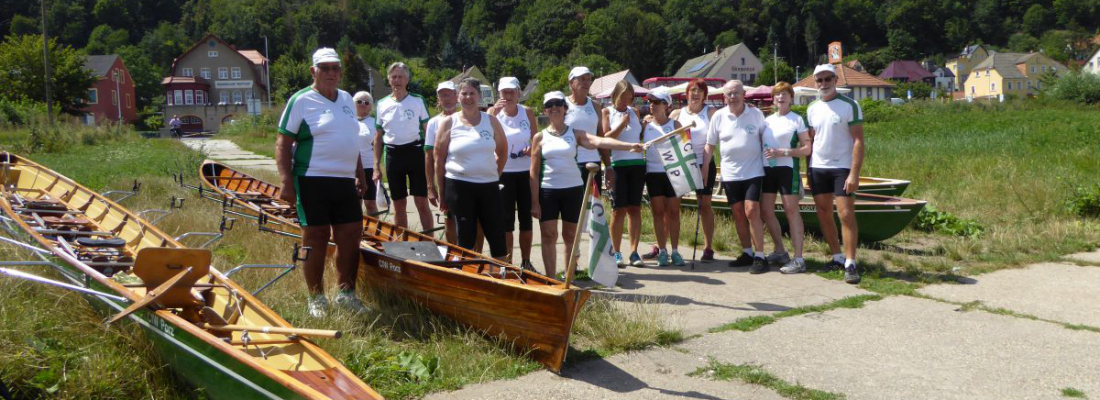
[275, 48, 865, 317]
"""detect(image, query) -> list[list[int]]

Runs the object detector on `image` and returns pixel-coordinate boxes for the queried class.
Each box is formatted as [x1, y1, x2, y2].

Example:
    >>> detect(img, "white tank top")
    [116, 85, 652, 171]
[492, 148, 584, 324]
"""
[676, 105, 711, 162]
[565, 96, 600, 163]
[444, 113, 499, 183]
[643, 119, 676, 173]
[539, 127, 584, 189]
[496, 105, 533, 173]
[607, 106, 643, 167]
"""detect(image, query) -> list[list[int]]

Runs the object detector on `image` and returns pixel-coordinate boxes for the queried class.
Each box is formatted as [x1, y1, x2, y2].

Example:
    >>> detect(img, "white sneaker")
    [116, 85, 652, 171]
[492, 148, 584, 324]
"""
[780, 259, 806, 274]
[334, 291, 371, 315]
[307, 294, 329, 318]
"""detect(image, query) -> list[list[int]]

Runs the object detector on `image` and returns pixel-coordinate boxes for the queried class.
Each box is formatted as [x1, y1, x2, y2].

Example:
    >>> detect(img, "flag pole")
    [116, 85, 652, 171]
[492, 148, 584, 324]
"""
[642, 121, 694, 148]
[563, 162, 600, 289]
[691, 205, 700, 270]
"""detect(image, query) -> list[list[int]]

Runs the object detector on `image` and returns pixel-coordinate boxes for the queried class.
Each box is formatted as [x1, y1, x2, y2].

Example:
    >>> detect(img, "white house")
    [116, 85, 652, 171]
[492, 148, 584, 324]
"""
[1086, 47, 1100, 75]
[673, 43, 763, 84]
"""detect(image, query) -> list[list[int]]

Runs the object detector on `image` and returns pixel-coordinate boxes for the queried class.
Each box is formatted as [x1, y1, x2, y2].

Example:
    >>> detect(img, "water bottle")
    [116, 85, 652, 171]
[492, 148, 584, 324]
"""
[764, 142, 777, 167]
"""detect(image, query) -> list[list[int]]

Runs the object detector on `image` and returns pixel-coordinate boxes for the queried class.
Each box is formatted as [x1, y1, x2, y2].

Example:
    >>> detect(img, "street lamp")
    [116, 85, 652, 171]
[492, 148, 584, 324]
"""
[263, 35, 272, 109]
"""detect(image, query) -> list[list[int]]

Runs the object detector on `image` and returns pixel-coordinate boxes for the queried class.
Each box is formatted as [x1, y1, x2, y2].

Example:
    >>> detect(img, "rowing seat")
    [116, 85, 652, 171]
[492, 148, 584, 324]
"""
[24, 199, 67, 210]
[132, 247, 211, 316]
[76, 237, 127, 248]
[42, 216, 90, 225]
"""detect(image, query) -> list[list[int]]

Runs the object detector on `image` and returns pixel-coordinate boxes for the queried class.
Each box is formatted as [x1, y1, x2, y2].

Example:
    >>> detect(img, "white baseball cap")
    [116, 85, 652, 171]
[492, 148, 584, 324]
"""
[568, 66, 593, 81]
[436, 81, 456, 93]
[498, 77, 520, 91]
[646, 87, 672, 104]
[311, 48, 340, 66]
[543, 91, 566, 105]
[813, 64, 837, 77]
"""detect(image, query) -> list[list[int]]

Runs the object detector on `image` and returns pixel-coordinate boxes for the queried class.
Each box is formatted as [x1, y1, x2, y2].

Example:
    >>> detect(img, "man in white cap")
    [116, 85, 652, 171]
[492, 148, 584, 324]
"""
[702, 80, 769, 274]
[806, 63, 864, 284]
[488, 77, 537, 270]
[565, 66, 607, 194]
[276, 47, 369, 317]
[373, 62, 434, 232]
[425, 80, 459, 242]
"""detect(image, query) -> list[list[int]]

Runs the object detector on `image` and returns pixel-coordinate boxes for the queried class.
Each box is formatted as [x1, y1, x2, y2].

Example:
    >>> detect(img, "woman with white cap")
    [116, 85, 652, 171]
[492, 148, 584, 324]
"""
[600, 80, 646, 268]
[668, 78, 719, 261]
[354, 91, 380, 216]
[641, 87, 686, 267]
[373, 62, 434, 232]
[487, 76, 537, 270]
[425, 80, 459, 242]
[434, 78, 509, 258]
[276, 47, 369, 317]
[565, 66, 607, 194]
[530, 91, 644, 278]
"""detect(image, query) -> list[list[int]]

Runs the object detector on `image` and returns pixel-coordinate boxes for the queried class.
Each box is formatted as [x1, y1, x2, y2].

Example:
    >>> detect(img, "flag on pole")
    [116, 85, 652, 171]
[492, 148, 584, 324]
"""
[585, 178, 618, 287]
[656, 128, 702, 197]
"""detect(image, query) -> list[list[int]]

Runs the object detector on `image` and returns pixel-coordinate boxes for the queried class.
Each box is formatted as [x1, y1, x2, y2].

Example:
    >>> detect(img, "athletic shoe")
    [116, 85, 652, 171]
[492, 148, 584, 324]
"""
[780, 259, 806, 274]
[766, 251, 791, 268]
[750, 257, 768, 274]
[334, 291, 371, 315]
[844, 263, 861, 284]
[641, 245, 660, 259]
[671, 251, 685, 266]
[629, 252, 643, 267]
[657, 250, 670, 267]
[307, 294, 329, 318]
[520, 259, 536, 272]
[615, 252, 625, 267]
[700, 248, 715, 261]
[823, 259, 844, 271]
[728, 252, 754, 268]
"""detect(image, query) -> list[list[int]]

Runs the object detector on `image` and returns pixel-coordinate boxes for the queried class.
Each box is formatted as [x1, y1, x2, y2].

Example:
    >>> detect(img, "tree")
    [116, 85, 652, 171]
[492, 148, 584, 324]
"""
[895, 81, 933, 99]
[9, 15, 39, 36]
[92, 0, 136, 30]
[0, 35, 96, 115]
[525, 65, 568, 112]
[714, 30, 741, 50]
[521, 0, 583, 58]
[270, 54, 312, 101]
[567, 54, 623, 79]
[85, 25, 130, 55]
[573, 1, 665, 78]
[756, 48, 795, 85]
[1022, 4, 1051, 37]
[1007, 33, 1040, 52]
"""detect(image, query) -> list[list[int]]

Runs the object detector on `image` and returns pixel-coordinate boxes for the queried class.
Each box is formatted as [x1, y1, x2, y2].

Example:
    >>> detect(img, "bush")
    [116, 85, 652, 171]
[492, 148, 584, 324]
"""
[19, 122, 137, 154]
[0, 99, 49, 127]
[1067, 184, 1100, 219]
[912, 205, 984, 238]
[1046, 72, 1100, 104]
[858, 98, 904, 123]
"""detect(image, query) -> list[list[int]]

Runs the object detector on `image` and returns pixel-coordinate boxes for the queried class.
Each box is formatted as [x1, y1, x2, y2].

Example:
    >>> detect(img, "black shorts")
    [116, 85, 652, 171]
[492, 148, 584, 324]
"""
[361, 168, 378, 200]
[499, 171, 533, 232]
[611, 165, 646, 208]
[762, 166, 796, 195]
[722, 177, 763, 204]
[577, 163, 603, 195]
[645, 172, 677, 198]
[384, 141, 428, 200]
[808, 167, 852, 197]
[293, 176, 363, 227]
[445, 178, 507, 257]
[696, 159, 718, 196]
[540, 186, 584, 223]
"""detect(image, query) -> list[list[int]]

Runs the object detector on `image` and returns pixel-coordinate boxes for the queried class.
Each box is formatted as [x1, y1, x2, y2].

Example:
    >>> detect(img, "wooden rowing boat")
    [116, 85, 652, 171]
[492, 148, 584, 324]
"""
[198, 160, 590, 373]
[0, 153, 382, 400]
[681, 192, 927, 242]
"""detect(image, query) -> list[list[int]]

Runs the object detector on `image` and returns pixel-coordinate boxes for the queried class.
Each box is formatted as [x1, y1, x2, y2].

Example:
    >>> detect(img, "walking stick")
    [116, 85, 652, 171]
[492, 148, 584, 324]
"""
[563, 163, 600, 289]
[691, 207, 700, 270]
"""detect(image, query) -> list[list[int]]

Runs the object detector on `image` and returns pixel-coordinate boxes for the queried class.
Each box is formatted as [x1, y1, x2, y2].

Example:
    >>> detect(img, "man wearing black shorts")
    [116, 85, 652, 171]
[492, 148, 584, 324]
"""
[806, 64, 865, 284]
[373, 62, 434, 231]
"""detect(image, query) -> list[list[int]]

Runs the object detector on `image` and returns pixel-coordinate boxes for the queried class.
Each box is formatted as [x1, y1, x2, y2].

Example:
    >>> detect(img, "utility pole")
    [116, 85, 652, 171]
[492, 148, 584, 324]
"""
[115, 69, 121, 133]
[773, 42, 778, 86]
[41, 0, 53, 124]
[264, 35, 272, 109]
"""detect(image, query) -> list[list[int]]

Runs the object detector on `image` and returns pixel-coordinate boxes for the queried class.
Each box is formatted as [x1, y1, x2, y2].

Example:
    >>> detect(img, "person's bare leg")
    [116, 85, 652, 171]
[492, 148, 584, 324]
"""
[667, 197, 681, 250]
[561, 221, 578, 272]
[782, 195, 805, 259]
[331, 222, 363, 291]
[627, 206, 642, 254]
[444, 217, 456, 243]
[362, 200, 378, 217]
[760, 192, 787, 254]
[731, 201, 752, 250]
[519, 230, 533, 262]
[413, 196, 434, 231]
[813, 194, 842, 255]
[393, 198, 409, 228]
[650, 197, 668, 250]
[504, 231, 515, 263]
[698, 195, 715, 250]
[301, 225, 331, 296]
[745, 200, 765, 255]
[540, 222, 558, 277]
[836, 196, 858, 260]
[611, 208, 627, 252]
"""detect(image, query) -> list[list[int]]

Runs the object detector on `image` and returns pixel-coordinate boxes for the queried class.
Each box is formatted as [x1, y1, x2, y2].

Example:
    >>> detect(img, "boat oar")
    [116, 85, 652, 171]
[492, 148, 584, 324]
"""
[108, 267, 193, 324]
[642, 121, 695, 148]
[198, 323, 342, 339]
[563, 163, 600, 289]
[0, 267, 129, 302]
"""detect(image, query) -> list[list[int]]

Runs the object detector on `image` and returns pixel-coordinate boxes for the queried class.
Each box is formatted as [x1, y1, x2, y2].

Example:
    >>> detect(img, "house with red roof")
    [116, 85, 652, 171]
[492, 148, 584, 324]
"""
[162, 34, 269, 133]
[793, 63, 896, 102]
[82, 55, 138, 125]
[878, 60, 936, 85]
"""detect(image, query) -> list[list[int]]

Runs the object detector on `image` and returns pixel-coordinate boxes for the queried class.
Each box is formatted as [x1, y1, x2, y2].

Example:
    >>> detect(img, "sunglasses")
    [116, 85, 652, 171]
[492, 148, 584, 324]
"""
[648, 99, 667, 105]
[543, 99, 567, 108]
[317, 65, 342, 72]
[815, 76, 835, 83]
[356, 100, 371, 105]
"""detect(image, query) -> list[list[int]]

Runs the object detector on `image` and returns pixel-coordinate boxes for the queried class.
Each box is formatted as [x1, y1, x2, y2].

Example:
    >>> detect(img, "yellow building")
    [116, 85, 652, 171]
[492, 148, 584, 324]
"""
[965, 51, 1066, 100]
[946, 45, 989, 90]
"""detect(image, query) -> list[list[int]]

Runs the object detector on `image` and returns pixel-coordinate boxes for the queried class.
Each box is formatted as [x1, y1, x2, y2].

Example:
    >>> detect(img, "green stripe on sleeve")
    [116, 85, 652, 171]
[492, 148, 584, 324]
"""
[278, 87, 311, 135]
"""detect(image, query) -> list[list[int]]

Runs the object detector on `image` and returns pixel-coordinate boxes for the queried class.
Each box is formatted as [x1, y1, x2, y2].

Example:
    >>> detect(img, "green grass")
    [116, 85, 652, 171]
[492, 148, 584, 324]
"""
[709, 295, 883, 333]
[1063, 387, 1088, 398]
[216, 109, 283, 158]
[690, 358, 846, 400]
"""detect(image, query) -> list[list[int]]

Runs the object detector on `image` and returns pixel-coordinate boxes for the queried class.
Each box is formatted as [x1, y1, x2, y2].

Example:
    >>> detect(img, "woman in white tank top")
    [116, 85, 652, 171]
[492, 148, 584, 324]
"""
[529, 91, 643, 278]
[489, 77, 537, 270]
[434, 78, 508, 259]
[565, 66, 606, 194]
[668, 79, 720, 262]
[600, 81, 647, 267]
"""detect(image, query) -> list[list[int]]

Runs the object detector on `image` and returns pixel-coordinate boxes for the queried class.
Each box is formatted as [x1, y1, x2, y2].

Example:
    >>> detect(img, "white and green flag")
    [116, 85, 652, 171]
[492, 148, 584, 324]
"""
[586, 179, 618, 287]
[657, 128, 702, 197]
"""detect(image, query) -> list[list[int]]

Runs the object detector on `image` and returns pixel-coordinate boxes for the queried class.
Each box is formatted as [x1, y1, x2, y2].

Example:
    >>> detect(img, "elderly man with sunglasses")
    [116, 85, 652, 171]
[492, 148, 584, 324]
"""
[806, 64, 865, 284]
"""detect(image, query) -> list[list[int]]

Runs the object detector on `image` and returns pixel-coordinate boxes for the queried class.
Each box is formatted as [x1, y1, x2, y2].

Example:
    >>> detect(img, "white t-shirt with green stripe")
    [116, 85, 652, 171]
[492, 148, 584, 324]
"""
[376, 93, 430, 146]
[807, 94, 863, 169]
[278, 88, 361, 178]
[764, 111, 809, 169]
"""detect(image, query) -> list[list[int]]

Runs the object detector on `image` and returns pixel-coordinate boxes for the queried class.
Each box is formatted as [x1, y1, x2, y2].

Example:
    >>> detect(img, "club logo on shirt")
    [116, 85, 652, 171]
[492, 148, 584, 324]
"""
[520, 120, 530, 130]
[478, 129, 492, 140]
[563, 135, 574, 144]
[662, 125, 672, 133]
[745, 125, 757, 135]
[404, 109, 415, 120]
[342, 106, 353, 117]
[830, 114, 841, 125]
[585, 107, 594, 116]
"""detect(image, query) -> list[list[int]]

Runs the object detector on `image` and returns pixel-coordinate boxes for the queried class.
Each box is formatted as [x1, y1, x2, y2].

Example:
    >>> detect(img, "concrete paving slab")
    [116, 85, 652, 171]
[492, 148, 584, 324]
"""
[919, 262, 1100, 327]
[686, 296, 1100, 400]
[423, 348, 785, 400]
[222, 159, 277, 166]
[1066, 249, 1100, 264]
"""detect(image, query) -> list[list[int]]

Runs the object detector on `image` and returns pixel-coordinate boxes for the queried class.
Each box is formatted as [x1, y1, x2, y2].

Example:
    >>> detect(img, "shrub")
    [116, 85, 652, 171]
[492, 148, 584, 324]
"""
[1046, 72, 1100, 104]
[858, 98, 903, 123]
[912, 205, 984, 237]
[1067, 184, 1100, 219]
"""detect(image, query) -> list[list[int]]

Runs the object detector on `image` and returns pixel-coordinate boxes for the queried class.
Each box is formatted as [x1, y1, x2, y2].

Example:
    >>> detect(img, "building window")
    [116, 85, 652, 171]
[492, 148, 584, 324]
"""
[741, 57, 745, 66]
[1042, 65, 1047, 73]
[111, 90, 118, 105]
[245, 90, 253, 101]
[196, 90, 205, 105]
[201, 68, 210, 79]
[233, 90, 243, 104]
[166, 91, 172, 106]
[750, 73, 756, 83]
[985, 70, 989, 77]
[991, 83, 995, 91]
[218, 68, 228, 79]
[182, 68, 193, 77]
[1031, 66, 1036, 73]
[231, 67, 241, 79]
[220, 91, 229, 104]
[88, 89, 98, 104]
[174, 90, 183, 106]
[126, 94, 131, 108]
[208, 50, 218, 58]
[184, 90, 194, 105]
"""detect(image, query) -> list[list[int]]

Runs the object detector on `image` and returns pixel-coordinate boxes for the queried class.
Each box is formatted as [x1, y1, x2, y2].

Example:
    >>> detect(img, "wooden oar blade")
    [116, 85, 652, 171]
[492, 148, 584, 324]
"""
[107, 267, 192, 324]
